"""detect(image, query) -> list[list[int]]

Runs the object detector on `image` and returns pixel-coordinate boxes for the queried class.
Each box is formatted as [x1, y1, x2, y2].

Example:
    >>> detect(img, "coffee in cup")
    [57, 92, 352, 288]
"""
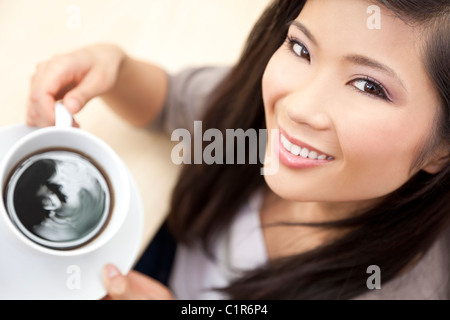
[0, 102, 130, 256]
[4, 148, 113, 250]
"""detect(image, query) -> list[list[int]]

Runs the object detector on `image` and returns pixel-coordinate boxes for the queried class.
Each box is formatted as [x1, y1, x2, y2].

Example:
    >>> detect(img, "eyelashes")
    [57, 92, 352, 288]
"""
[284, 35, 391, 102]
[349, 77, 390, 101]
[286, 36, 311, 62]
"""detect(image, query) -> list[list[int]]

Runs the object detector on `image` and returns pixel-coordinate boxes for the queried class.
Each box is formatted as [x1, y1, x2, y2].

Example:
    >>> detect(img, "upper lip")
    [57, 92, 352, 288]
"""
[279, 128, 333, 158]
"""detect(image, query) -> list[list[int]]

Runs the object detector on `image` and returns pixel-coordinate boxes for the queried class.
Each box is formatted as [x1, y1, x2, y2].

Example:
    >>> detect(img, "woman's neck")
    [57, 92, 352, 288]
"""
[259, 187, 378, 260]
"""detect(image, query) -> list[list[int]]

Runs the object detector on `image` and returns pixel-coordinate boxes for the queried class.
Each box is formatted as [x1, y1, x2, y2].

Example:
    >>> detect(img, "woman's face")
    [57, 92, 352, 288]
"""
[262, 0, 443, 205]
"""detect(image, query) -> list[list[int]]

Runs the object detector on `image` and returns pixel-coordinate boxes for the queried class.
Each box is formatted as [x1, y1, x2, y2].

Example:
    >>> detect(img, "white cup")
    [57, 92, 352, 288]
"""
[0, 102, 130, 256]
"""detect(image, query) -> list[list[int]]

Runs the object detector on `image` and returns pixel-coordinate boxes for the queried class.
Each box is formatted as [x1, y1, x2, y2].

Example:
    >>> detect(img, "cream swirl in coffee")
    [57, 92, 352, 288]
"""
[4, 150, 111, 250]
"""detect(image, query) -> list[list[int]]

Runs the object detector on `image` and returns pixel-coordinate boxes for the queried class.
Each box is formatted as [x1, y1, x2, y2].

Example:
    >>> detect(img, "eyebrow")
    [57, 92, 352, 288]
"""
[289, 20, 407, 91]
[289, 20, 318, 46]
[344, 54, 407, 91]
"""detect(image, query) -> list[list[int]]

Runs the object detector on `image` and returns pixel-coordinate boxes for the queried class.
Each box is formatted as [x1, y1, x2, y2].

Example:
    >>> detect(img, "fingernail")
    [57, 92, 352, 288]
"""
[64, 97, 81, 113]
[104, 265, 127, 296]
[104, 264, 120, 280]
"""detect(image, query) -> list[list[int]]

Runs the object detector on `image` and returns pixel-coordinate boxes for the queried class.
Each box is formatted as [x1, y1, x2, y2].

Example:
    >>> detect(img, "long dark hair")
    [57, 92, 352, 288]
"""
[167, 0, 450, 299]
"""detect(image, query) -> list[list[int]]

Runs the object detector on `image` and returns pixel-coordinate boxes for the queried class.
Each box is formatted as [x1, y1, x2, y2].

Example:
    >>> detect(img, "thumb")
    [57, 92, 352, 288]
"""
[63, 69, 107, 114]
[102, 264, 136, 300]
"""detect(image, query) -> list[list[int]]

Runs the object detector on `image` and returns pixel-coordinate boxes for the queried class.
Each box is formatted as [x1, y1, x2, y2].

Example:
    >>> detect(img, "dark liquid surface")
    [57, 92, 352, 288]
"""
[4, 149, 112, 249]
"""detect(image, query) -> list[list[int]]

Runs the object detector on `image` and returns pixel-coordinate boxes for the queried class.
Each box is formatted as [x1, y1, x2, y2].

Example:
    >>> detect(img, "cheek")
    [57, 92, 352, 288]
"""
[262, 57, 278, 119]
[336, 112, 430, 197]
[262, 50, 296, 119]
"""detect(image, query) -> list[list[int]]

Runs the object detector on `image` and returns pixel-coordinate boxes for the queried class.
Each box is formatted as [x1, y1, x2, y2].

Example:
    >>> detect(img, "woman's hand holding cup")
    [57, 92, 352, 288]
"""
[26, 44, 126, 128]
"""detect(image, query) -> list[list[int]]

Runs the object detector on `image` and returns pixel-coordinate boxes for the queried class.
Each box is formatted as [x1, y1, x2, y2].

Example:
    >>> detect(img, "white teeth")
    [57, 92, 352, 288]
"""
[291, 145, 301, 156]
[308, 151, 318, 160]
[281, 135, 293, 151]
[300, 148, 309, 159]
[281, 134, 332, 161]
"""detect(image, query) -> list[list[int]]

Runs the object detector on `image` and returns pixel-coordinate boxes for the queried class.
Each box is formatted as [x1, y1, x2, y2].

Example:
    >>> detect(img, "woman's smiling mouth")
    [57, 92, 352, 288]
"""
[277, 130, 335, 169]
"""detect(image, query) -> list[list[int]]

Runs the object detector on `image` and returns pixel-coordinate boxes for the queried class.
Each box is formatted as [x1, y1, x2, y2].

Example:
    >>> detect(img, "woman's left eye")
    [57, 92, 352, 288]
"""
[287, 37, 311, 62]
[350, 78, 390, 101]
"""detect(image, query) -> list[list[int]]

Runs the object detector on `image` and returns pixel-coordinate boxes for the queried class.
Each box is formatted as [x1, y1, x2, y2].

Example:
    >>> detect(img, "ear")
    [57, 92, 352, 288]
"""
[422, 144, 450, 174]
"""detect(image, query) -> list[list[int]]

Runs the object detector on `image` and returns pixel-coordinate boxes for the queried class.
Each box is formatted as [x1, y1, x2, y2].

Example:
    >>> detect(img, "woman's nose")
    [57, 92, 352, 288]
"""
[284, 74, 335, 131]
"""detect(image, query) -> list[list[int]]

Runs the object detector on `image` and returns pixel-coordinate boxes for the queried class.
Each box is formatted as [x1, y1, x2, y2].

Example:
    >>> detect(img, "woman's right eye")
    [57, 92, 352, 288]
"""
[287, 36, 311, 62]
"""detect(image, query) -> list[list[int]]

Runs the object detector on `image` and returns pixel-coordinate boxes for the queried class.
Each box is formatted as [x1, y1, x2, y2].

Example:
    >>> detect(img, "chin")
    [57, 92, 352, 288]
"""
[263, 171, 308, 202]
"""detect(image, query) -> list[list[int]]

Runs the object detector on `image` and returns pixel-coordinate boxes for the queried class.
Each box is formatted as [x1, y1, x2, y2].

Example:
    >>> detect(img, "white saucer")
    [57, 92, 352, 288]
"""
[0, 124, 144, 300]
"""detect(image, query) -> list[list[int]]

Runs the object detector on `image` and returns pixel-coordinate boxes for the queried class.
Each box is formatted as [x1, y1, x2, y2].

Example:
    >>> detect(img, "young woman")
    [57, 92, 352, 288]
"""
[27, 0, 450, 299]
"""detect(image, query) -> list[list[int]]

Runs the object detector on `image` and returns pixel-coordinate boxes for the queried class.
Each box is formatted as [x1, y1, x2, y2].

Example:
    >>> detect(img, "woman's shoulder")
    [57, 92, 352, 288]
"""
[356, 228, 450, 300]
[150, 66, 231, 134]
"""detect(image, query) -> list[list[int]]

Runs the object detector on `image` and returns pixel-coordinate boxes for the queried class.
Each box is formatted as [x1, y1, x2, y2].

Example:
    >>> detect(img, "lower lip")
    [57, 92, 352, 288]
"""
[276, 133, 334, 169]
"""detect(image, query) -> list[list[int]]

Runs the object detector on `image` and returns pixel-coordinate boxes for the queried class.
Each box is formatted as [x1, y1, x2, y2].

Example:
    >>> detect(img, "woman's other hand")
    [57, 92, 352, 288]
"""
[102, 264, 174, 300]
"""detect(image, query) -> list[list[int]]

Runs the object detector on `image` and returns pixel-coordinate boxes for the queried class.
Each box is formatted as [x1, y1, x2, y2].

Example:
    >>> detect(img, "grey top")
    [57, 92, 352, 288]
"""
[150, 66, 450, 300]
[150, 66, 230, 134]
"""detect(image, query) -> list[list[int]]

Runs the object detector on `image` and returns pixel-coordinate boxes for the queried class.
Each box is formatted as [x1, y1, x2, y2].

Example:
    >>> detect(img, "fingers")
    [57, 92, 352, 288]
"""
[63, 67, 112, 114]
[27, 44, 125, 128]
[102, 264, 174, 300]
[102, 264, 138, 300]
[27, 54, 104, 127]
[26, 91, 56, 127]
[26, 45, 126, 127]
[27, 58, 80, 127]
